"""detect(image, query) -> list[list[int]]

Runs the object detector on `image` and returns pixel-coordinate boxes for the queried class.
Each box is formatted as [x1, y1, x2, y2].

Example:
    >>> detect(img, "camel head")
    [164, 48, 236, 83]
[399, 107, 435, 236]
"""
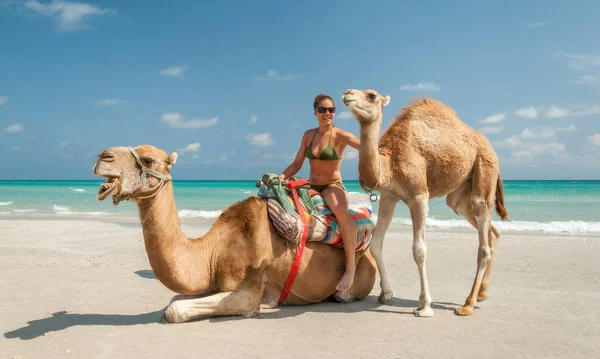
[341, 88, 390, 124]
[93, 145, 178, 205]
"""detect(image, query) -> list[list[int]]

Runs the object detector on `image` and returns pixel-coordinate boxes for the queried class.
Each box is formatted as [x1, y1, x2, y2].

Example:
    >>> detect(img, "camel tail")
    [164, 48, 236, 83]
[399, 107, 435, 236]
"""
[495, 174, 508, 221]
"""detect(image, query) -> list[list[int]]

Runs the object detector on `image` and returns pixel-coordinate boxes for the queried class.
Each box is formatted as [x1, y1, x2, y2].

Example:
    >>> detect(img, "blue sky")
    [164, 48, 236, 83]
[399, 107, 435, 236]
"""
[1, 0, 599, 180]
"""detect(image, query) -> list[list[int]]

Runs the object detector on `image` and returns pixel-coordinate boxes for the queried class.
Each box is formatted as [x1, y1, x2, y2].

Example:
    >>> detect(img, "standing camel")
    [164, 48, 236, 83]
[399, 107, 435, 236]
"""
[341, 89, 508, 317]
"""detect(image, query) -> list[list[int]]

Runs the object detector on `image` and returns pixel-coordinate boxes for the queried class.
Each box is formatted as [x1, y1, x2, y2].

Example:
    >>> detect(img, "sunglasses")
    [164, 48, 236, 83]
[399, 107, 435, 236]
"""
[316, 106, 336, 114]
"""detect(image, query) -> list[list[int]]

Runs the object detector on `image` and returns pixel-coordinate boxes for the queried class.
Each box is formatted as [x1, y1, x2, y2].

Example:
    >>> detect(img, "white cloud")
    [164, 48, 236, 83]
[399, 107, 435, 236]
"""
[481, 113, 505, 124]
[572, 105, 600, 117]
[4, 123, 23, 133]
[98, 120, 110, 125]
[30, 134, 37, 140]
[571, 75, 600, 87]
[291, 123, 299, 128]
[399, 82, 440, 91]
[23, 0, 115, 32]
[159, 65, 189, 77]
[557, 124, 576, 132]
[493, 135, 521, 148]
[528, 22, 546, 28]
[521, 127, 556, 139]
[494, 126, 569, 165]
[177, 143, 201, 154]
[10, 146, 21, 151]
[249, 115, 257, 124]
[480, 126, 504, 134]
[161, 112, 218, 129]
[96, 98, 120, 106]
[246, 133, 274, 147]
[515, 106, 538, 118]
[281, 152, 296, 162]
[556, 52, 600, 72]
[251, 69, 302, 81]
[344, 147, 358, 160]
[0, 96, 8, 107]
[59, 141, 68, 147]
[219, 154, 228, 161]
[588, 133, 600, 146]
[545, 106, 570, 118]
[337, 111, 353, 120]
[555, 53, 600, 88]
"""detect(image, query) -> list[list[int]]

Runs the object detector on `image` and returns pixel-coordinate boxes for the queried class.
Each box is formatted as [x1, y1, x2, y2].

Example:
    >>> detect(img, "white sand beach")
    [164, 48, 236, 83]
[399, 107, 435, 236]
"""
[1, 218, 599, 359]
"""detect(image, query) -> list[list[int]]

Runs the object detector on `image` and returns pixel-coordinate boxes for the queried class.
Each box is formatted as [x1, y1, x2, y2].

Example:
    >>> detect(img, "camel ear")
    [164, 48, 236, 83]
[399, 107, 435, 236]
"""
[382, 95, 391, 107]
[167, 152, 178, 168]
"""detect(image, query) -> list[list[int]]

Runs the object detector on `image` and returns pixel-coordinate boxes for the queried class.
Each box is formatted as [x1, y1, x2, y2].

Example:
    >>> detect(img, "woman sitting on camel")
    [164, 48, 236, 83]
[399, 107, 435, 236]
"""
[279, 93, 390, 292]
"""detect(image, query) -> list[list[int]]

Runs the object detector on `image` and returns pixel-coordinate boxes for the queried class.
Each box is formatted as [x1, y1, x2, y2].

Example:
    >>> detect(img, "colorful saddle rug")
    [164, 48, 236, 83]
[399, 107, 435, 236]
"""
[257, 175, 375, 251]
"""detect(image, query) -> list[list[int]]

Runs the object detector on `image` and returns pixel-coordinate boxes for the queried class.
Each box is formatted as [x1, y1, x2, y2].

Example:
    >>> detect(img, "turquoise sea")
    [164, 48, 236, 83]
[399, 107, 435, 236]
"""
[1, 180, 599, 233]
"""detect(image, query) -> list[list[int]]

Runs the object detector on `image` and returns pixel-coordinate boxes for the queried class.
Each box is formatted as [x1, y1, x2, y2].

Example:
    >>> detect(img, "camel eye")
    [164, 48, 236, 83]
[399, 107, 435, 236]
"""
[141, 157, 154, 166]
[368, 93, 377, 100]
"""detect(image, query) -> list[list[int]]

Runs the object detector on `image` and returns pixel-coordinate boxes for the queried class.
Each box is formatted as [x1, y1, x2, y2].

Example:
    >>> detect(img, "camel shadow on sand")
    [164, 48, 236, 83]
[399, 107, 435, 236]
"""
[3, 296, 467, 340]
[3, 310, 165, 340]
[216, 296, 464, 323]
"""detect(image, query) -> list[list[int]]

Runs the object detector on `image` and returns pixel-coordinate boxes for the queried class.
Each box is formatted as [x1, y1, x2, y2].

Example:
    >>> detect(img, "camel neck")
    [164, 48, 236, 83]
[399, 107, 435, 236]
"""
[136, 181, 214, 294]
[358, 121, 382, 188]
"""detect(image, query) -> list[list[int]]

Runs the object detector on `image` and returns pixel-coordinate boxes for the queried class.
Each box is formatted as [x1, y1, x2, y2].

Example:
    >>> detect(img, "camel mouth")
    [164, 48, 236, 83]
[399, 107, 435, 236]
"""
[97, 177, 121, 201]
[342, 98, 355, 107]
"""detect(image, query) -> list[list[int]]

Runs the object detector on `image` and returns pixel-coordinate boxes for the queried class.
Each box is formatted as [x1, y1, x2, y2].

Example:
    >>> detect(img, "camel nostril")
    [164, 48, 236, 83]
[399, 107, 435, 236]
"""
[99, 151, 114, 162]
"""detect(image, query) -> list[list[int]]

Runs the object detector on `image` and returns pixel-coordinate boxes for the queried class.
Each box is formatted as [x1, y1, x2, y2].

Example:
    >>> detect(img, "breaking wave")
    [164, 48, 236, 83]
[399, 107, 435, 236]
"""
[391, 217, 600, 233]
[178, 210, 222, 218]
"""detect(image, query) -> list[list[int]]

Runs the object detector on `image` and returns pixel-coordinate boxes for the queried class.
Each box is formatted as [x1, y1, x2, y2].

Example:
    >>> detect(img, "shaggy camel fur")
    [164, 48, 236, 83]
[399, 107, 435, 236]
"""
[93, 144, 377, 323]
[342, 89, 508, 317]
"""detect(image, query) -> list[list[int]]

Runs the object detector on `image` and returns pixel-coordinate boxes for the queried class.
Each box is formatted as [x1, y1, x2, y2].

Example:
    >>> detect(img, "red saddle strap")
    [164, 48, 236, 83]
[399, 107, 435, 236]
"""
[277, 179, 310, 304]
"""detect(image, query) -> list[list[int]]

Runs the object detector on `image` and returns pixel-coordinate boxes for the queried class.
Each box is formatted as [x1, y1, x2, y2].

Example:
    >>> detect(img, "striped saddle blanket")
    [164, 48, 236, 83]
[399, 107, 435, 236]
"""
[264, 189, 376, 252]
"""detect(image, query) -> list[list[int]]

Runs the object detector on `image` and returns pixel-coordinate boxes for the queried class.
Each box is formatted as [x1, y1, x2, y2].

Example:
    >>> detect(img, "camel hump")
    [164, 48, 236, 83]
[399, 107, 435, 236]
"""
[396, 97, 461, 125]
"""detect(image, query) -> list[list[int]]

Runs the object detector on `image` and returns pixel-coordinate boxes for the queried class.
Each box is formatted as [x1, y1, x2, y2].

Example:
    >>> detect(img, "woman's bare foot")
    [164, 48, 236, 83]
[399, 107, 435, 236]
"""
[336, 269, 355, 292]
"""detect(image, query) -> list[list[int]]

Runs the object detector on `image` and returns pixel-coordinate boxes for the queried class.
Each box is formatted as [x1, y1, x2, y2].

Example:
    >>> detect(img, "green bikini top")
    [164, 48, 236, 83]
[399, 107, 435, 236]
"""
[305, 126, 340, 161]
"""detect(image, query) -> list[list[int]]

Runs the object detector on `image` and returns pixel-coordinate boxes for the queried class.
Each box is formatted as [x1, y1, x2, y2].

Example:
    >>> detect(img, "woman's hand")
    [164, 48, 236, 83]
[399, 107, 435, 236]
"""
[378, 146, 393, 156]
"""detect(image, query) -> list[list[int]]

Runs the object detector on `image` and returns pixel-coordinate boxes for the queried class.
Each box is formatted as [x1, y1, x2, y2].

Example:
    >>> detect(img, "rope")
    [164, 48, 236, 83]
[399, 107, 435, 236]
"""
[113, 147, 172, 203]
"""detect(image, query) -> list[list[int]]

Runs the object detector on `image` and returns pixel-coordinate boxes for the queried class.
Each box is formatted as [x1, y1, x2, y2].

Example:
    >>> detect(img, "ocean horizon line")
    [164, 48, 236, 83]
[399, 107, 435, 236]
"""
[1, 178, 600, 182]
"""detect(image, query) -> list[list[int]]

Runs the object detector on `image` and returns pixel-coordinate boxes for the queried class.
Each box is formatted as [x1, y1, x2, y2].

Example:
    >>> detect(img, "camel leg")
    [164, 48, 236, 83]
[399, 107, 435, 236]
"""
[447, 181, 501, 302]
[164, 289, 263, 323]
[407, 193, 434, 317]
[478, 225, 500, 301]
[454, 165, 497, 316]
[370, 193, 399, 304]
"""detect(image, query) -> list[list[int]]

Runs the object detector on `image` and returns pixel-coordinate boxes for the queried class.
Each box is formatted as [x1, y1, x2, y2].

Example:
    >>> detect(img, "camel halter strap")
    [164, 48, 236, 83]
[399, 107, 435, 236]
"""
[128, 146, 172, 200]
[359, 154, 381, 202]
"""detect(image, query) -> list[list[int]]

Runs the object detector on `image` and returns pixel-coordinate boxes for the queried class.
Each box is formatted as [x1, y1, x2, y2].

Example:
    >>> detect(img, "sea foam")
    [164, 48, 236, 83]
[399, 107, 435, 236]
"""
[0, 201, 13, 206]
[178, 210, 223, 218]
[391, 217, 600, 233]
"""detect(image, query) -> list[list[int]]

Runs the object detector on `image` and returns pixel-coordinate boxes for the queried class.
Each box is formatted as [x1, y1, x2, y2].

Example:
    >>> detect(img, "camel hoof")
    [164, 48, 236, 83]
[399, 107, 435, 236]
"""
[260, 303, 278, 310]
[378, 290, 393, 304]
[413, 307, 434, 317]
[164, 302, 188, 323]
[454, 306, 474, 316]
[242, 309, 260, 318]
[334, 290, 354, 303]
[477, 291, 489, 302]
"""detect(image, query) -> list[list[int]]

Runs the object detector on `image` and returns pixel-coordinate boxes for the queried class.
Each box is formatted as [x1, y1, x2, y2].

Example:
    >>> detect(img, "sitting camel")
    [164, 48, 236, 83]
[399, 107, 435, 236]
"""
[341, 89, 508, 317]
[93, 144, 377, 323]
